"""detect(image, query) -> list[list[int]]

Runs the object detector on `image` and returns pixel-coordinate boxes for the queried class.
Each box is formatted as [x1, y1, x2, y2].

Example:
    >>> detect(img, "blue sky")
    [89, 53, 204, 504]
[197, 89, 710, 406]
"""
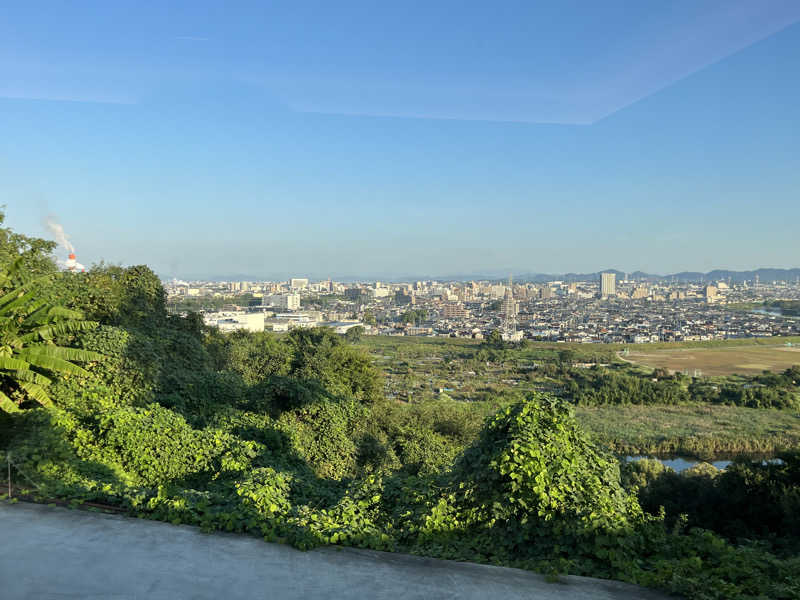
[2, 1, 799, 279]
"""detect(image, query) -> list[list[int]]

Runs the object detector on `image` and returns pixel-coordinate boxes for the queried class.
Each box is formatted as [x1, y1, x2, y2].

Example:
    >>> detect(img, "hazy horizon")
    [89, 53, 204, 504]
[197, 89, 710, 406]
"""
[158, 266, 800, 283]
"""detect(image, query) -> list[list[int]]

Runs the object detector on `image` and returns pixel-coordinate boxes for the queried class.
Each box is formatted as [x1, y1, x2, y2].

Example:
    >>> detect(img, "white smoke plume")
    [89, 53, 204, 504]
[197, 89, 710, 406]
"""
[64, 255, 85, 272]
[44, 215, 75, 254]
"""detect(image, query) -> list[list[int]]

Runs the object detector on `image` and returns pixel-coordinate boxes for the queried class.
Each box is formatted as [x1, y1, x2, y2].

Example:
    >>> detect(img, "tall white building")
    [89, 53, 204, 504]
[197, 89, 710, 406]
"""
[490, 284, 506, 299]
[290, 278, 309, 290]
[601, 272, 616, 298]
[262, 293, 301, 310]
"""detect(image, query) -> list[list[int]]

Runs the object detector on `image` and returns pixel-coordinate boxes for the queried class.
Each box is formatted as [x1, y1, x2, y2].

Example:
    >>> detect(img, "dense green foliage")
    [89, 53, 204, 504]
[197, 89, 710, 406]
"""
[399, 309, 427, 325]
[395, 397, 645, 572]
[560, 365, 800, 410]
[1, 214, 800, 599]
[626, 453, 800, 550]
[0, 260, 102, 413]
[0, 212, 58, 277]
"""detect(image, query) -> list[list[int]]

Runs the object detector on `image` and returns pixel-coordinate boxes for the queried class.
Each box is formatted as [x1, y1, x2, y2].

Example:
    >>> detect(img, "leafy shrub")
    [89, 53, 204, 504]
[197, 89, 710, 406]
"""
[568, 368, 690, 406]
[395, 394, 644, 570]
[73, 325, 160, 406]
[277, 398, 367, 480]
[220, 330, 291, 385]
[287, 328, 382, 404]
[390, 427, 455, 476]
[246, 376, 333, 414]
[620, 458, 668, 493]
[97, 404, 242, 486]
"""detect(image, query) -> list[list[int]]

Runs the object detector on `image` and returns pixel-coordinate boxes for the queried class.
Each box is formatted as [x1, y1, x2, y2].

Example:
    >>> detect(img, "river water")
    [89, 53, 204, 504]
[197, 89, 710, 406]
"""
[625, 456, 730, 472]
[625, 455, 783, 472]
[751, 308, 784, 316]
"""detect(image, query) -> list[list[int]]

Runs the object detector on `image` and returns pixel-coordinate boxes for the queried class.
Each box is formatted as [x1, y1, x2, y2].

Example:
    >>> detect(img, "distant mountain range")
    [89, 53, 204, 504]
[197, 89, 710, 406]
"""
[166, 267, 800, 284]
[514, 268, 800, 284]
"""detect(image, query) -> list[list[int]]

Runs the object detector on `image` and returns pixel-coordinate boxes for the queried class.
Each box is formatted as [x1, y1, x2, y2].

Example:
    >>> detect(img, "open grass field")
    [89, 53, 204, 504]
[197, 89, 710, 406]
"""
[624, 344, 800, 376]
[354, 335, 800, 456]
[576, 404, 800, 458]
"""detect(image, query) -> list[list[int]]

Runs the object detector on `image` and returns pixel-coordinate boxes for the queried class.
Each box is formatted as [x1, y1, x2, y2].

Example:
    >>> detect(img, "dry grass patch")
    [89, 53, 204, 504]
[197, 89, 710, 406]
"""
[625, 345, 800, 376]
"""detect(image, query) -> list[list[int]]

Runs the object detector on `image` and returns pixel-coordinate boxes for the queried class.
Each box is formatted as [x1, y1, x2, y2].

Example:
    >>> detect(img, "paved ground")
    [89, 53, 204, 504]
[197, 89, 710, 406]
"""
[0, 502, 673, 600]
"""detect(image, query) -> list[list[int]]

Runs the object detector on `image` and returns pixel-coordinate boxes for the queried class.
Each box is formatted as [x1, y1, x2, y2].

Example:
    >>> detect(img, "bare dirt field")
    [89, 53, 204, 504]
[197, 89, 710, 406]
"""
[624, 344, 800, 376]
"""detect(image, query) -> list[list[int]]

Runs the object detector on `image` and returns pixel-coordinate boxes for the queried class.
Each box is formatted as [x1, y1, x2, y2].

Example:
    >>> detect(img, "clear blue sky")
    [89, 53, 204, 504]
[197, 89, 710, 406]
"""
[2, 1, 799, 279]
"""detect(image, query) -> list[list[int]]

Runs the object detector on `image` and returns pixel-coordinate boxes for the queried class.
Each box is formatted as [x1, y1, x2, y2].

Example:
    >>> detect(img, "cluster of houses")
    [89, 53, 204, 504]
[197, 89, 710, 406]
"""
[165, 277, 800, 343]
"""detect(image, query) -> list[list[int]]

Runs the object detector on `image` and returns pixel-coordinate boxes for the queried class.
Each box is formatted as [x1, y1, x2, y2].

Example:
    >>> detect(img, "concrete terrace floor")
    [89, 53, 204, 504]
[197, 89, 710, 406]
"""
[0, 502, 673, 600]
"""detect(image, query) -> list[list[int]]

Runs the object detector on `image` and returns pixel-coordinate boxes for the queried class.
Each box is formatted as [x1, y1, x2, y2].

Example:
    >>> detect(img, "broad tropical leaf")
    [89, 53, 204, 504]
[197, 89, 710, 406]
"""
[20, 300, 50, 324]
[11, 369, 52, 386]
[46, 306, 86, 321]
[0, 261, 104, 412]
[1, 288, 39, 315]
[0, 390, 19, 412]
[0, 356, 30, 371]
[16, 381, 53, 407]
[0, 274, 53, 310]
[19, 319, 98, 343]
[17, 345, 104, 363]
[13, 351, 90, 377]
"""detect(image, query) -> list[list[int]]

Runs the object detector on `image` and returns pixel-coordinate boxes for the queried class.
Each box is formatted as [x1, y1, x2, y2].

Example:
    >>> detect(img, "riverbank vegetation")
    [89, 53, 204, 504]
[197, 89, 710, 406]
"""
[624, 455, 800, 555]
[576, 404, 800, 458]
[1, 213, 799, 599]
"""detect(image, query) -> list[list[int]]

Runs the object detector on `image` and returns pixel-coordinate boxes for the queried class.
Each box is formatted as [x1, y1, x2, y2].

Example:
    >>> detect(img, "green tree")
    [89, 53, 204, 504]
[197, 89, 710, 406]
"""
[59, 264, 167, 329]
[222, 330, 291, 385]
[0, 259, 103, 412]
[344, 325, 365, 343]
[362, 310, 376, 326]
[287, 327, 382, 404]
[400, 309, 427, 326]
[485, 329, 504, 349]
[558, 348, 576, 366]
[0, 210, 57, 277]
[652, 367, 671, 380]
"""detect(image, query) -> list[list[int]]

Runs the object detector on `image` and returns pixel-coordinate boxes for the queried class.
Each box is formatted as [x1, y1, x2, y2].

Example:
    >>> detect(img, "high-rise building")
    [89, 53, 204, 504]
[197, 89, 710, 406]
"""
[394, 290, 415, 305]
[345, 288, 369, 303]
[501, 276, 522, 341]
[490, 284, 506, 299]
[601, 272, 616, 298]
[290, 278, 309, 290]
[262, 294, 300, 311]
[442, 303, 468, 319]
[502, 288, 517, 320]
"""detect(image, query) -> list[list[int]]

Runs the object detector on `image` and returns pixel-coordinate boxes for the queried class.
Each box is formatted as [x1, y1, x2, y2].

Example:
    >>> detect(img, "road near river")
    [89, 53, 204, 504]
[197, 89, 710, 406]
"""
[0, 502, 672, 600]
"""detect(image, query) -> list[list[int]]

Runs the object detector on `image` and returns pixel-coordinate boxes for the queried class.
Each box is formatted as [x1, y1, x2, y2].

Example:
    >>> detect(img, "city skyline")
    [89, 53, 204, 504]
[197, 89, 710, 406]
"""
[163, 268, 800, 344]
[158, 267, 800, 285]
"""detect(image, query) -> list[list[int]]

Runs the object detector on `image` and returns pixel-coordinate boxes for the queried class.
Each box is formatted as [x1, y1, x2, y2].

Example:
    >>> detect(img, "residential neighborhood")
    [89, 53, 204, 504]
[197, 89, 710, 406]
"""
[165, 274, 800, 343]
